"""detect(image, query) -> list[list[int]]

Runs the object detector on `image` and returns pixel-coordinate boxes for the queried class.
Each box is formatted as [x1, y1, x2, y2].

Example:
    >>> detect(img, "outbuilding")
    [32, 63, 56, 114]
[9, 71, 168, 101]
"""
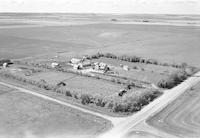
[3, 63, 8, 68]
[51, 62, 59, 68]
[123, 65, 129, 71]
[71, 58, 82, 64]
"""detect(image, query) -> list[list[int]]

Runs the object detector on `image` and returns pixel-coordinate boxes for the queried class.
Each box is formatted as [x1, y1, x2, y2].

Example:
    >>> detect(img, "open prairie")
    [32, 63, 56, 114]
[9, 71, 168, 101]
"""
[0, 84, 109, 138]
[0, 14, 200, 67]
[1, 13, 200, 138]
[147, 82, 200, 138]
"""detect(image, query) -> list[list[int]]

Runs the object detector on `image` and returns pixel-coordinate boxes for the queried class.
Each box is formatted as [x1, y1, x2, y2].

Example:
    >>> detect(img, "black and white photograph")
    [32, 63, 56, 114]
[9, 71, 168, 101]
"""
[0, 0, 200, 138]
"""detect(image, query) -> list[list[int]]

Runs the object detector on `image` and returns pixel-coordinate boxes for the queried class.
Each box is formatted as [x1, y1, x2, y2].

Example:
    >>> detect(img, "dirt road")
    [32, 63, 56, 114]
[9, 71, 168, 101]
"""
[0, 81, 125, 126]
[1, 72, 200, 138]
[99, 71, 200, 138]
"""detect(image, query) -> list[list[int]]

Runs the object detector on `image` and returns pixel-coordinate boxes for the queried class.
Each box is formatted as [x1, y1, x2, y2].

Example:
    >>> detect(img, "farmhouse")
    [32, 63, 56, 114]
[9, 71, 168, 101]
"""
[94, 62, 109, 72]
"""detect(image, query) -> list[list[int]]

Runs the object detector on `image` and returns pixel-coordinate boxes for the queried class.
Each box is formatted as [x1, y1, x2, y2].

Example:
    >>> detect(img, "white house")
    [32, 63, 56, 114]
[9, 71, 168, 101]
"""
[51, 62, 59, 68]
[71, 58, 82, 64]
[123, 65, 129, 71]
[3, 63, 8, 68]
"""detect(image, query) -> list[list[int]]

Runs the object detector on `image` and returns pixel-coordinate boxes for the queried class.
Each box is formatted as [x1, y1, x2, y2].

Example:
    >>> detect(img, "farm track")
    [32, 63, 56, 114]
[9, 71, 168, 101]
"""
[99, 71, 200, 138]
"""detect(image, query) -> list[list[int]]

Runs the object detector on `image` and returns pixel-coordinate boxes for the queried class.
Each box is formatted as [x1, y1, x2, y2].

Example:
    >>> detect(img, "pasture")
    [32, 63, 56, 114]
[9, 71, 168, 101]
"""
[0, 17, 200, 67]
[0, 84, 109, 138]
[147, 82, 200, 137]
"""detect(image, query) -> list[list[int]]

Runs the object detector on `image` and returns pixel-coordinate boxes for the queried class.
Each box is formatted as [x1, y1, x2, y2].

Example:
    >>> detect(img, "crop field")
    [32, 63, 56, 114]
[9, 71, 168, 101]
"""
[147, 82, 200, 138]
[0, 15, 200, 67]
[0, 84, 109, 138]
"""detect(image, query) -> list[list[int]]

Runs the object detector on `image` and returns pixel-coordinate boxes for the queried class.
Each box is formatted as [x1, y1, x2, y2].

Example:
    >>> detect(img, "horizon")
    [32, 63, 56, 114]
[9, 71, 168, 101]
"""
[0, 0, 200, 15]
[0, 12, 199, 16]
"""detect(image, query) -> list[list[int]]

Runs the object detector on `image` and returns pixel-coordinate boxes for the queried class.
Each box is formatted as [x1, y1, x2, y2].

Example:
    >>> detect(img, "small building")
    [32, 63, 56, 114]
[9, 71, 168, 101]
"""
[73, 64, 82, 70]
[3, 63, 8, 68]
[99, 62, 108, 70]
[71, 58, 82, 64]
[0, 59, 11, 66]
[94, 62, 109, 72]
[51, 62, 59, 68]
[123, 65, 129, 71]
[82, 60, 91, 67]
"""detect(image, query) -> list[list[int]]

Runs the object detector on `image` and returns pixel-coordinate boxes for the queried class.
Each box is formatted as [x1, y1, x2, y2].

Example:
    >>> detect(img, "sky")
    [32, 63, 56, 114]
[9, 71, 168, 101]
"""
[0, 0, 200, 14]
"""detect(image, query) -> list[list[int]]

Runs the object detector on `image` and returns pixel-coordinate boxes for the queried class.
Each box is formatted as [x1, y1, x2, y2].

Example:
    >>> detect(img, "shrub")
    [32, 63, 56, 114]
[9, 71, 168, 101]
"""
[94, 96, 107, 107]
[157, 69, 190, 89]
[80, 94, 94, 105]
[65, 90, 72, 97]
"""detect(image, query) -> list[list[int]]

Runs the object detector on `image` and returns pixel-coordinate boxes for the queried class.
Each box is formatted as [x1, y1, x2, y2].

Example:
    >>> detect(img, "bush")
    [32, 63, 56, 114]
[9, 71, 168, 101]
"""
[65, 90, 72, 97]
[157, 70, 189, 89]
[94, 96, 107, 107]
[80, 94, 94, 105]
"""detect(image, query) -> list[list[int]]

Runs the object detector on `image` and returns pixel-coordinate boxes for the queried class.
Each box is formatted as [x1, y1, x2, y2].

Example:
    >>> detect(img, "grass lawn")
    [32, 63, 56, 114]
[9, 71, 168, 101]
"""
[92, 57, 179, 75]
[0, 84, 110, 138]
[92, 57, 178, 84]
[27, 71, 77, 85]
[63, 75, 124, 97]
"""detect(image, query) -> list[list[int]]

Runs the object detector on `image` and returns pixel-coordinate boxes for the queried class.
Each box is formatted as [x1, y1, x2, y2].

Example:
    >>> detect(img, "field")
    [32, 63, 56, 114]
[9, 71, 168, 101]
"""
[92, 57, 180, 84]
[0, 84, 110, 138]
[1, 13, 200, 137]
[147, 82, 200, 138]
[1, 64, 124, 97]
[0, 14, 200, 67]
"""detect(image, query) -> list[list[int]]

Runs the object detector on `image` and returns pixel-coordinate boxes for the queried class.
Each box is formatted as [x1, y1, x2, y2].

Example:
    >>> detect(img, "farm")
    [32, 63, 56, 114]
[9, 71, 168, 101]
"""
[0, 53, 166, 115]
[0, 13, 200, 138]
[1, 50, 197, 116]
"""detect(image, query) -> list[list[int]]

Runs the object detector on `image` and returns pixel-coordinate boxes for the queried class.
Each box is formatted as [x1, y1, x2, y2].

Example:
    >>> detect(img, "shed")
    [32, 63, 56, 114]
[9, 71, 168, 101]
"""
[3, 63, 8, 68]
[123, 65, 129, 71]
[82, 61, 91, 67]
[73, 64, 82, 70]
[71, 58, 82, 64]
[51, 62, 59, 68]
